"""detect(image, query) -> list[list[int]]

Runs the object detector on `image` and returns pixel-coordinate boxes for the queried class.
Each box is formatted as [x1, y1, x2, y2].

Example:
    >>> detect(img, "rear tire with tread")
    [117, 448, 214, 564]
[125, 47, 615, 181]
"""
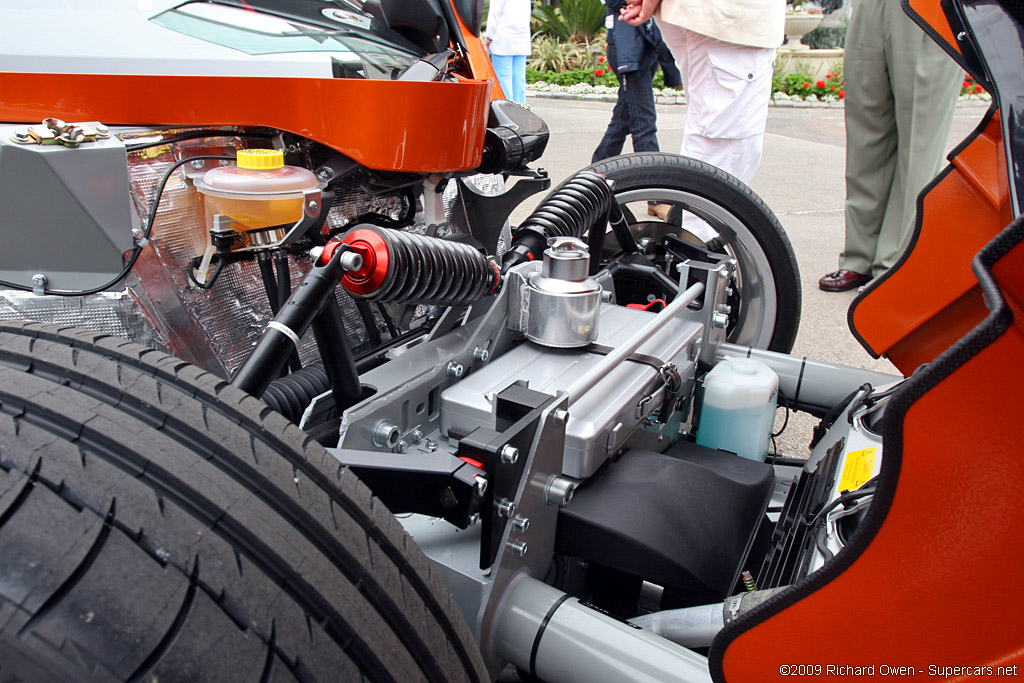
[0, 321, 487, 683]
[573, 152, 801, 353]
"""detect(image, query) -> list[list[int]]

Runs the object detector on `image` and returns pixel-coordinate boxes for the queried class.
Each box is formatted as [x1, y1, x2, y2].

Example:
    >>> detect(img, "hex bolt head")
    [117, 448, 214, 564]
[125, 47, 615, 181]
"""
[424, 439, 438, 452]
[372, 420, 400, 449]
[513, 515, 530, 532]
[473, 346, 490, 362]
[500, 445, 520, 465]
[411, 429, 424, 443]
[340, 251, 363, 272]
[497, 498, 516, 518]
[396, 440, 409, 454]
[507, 539, 528, 557]
[446, 361, 464, 378]
[11, 129, 32, 144]
[545, 476, 577, 506]
[31, 274, 47, 288]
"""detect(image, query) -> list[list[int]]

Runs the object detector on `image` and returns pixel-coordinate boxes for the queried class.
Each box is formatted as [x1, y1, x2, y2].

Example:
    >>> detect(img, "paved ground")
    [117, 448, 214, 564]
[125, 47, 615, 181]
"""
[513, 96, 988, 456]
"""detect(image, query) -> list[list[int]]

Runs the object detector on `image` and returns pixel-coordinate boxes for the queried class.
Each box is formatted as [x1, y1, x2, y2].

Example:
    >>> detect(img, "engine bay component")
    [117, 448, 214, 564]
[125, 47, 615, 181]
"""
[523, 237, 602, 348]
[340, 225, 499, 305]
[696, 357, 779, 462]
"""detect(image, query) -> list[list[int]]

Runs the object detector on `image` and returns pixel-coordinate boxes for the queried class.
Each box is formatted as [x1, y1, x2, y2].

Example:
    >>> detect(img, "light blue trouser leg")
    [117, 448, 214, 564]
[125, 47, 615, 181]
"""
[491, 54, 514, 101]
[512, 54, 527, 104]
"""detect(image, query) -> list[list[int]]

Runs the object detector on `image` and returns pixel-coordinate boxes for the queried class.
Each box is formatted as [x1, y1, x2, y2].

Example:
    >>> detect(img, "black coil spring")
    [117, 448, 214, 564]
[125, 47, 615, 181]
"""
[518, 170, 613, 244]
[347, 226, 496, 306]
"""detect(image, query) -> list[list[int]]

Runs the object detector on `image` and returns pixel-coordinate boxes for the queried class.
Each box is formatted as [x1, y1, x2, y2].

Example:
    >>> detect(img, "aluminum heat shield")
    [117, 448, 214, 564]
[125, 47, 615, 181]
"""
[441, 304, 703, 478]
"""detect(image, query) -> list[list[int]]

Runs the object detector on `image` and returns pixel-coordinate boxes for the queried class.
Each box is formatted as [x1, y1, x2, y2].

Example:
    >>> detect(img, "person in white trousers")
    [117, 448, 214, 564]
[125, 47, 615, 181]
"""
[621, 0, 785, 185]
[484, 0, 533, 105]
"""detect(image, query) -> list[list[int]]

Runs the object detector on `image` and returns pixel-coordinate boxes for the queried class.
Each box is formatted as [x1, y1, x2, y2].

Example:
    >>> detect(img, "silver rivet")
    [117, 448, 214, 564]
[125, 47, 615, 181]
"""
[500, 445, 519, 465]
[308, 200, 319, 212]
[425, 439, 438, 452]
[474, 346, 490, 362]
[31, 274, 47, 288]
[957, 31, 967, 41]
[553, 409, 570, 425]
[447, 361, 464, 378]
[513, 515, 530, 532]
[712, 312, 729, 329]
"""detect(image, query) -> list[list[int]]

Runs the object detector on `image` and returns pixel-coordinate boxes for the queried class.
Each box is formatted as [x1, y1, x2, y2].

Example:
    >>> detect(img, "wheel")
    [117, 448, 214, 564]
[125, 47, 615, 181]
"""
[570, 152, 801, 353]
[0, 321, 487, 683]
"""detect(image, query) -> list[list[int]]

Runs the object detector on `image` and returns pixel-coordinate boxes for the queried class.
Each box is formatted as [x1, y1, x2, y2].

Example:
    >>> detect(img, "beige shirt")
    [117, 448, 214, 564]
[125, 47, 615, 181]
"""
[657, 0, 786, 49]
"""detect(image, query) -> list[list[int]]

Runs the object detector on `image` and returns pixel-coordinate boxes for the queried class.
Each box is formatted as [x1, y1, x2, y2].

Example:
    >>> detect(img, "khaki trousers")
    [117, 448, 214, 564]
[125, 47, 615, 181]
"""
[839, 0, 961, 277]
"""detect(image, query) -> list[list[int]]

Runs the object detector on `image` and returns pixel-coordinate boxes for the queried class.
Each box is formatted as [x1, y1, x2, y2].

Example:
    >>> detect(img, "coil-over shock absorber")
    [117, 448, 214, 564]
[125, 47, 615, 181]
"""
[502, 170, 624, 272]
[339, 226, 500, 306]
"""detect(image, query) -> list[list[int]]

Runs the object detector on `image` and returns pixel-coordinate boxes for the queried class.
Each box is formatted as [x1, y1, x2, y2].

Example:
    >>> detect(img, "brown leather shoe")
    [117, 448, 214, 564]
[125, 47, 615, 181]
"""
[819, 269, 871, 292]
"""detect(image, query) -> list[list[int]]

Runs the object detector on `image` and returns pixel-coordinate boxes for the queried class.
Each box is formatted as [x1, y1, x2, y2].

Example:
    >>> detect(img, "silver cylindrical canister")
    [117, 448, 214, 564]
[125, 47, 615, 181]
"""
[525, 237, 602, 347]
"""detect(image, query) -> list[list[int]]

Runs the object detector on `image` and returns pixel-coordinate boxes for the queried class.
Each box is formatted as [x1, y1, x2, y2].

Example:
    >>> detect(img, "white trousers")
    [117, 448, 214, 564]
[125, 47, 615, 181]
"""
[656, 22, 776, 184]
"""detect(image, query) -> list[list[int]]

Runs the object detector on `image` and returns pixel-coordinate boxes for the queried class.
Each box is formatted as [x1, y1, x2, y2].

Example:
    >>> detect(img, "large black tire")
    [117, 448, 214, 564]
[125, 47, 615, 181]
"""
[568, 153, 801, 353]
[0, 321, 488, 683]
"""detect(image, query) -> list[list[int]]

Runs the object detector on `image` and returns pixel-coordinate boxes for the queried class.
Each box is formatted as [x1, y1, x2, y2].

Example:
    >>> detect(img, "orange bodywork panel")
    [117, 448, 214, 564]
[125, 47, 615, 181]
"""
[849, 111, 1012, 374]
[0, 71, 491, 173]
[448, 0, 505, 100]
[718, 222, 1024, 678]
[907, 0, 963, 58]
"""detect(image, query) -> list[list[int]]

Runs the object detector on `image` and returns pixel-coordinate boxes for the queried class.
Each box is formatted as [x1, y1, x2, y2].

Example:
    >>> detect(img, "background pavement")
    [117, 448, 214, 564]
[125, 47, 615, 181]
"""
[511, 96, 987, 456]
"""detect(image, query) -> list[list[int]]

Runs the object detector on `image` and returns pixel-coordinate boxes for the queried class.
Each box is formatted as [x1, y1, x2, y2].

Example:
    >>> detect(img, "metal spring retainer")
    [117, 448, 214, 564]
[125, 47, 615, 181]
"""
[341, 226, 498, 306]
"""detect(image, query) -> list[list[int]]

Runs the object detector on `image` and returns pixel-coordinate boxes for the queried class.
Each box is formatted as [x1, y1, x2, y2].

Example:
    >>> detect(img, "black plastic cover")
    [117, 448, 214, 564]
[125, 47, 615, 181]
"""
[556, 442, 774, 605]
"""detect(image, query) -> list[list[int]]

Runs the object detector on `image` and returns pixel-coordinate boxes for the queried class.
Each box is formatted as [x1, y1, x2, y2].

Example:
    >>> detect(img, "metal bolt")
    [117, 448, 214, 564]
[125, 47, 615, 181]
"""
[424, 439, 438, 452]
[500, 445, 520, 465]
[31, 274, 47, 288]
[718, 268, 731, 280]
[545, 475, 577, 506]
[712, 312, 729, 329]
[957, 31, 967, 41]
[309, 246, 325, 262]
[469, 513, 481, 526]
[340, 251, 363, 272]
[513, 515, 530, 532]
[552, 409, 570, 425]
[474, 475, 488, 496]
[95, 124, 110, 138]
[637, 237, 654, 254]
[725, 287, 734, 297]
[316, 168, 332, 180]
[601, 289, 613, 303]
[307, 200, 319, 213]
[716, 303, 732, 315]
[11, 129, 31, 144]
[473, 346, 490, 362]
[446, 361, 464, 378]
[411, 428, 424, 442]
[190, 159, 206, 169]
[372, 420, 400, 449]
[497, 498, 516, 518]
[396, 440, 409, 454]
[507, 539, 528, 557]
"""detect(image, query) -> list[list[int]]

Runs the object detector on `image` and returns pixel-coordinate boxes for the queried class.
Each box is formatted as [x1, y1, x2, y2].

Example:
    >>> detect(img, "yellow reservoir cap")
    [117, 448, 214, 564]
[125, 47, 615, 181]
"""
[237, 148, 284, 170]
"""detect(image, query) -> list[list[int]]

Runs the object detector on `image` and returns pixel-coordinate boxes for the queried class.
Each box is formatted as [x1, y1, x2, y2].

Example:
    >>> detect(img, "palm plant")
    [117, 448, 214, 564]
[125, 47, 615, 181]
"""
[532, 0, 606, 42]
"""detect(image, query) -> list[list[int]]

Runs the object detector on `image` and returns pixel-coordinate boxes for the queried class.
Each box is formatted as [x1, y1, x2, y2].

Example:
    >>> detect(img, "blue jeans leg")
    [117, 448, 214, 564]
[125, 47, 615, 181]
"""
[511, 55, 527, 104]
[592, 67, 659, 162]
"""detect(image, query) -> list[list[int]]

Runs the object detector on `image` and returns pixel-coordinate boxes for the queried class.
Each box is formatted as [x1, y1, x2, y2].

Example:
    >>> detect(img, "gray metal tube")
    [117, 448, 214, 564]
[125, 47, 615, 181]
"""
[491, 575, 711, 683]
[628, 588, 789, 649]
[627, 604, 723, 649]
[715, 343, 903, 411]
[567, 281, 705, 405]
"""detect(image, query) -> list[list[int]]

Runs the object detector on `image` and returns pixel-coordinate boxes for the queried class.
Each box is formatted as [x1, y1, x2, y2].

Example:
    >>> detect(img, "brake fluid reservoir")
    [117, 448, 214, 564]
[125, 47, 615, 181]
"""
[194, 149, 322, 231]
[696, 357, 778, 462]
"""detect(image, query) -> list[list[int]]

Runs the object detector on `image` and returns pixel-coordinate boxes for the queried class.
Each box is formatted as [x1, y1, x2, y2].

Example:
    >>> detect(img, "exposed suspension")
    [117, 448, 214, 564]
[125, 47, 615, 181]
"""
[502, 170, 615, 271]
[339, 226, 500, 306]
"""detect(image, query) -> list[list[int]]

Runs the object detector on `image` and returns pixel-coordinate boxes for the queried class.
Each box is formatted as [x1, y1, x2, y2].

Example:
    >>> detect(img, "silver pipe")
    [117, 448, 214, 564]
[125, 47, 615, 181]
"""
[627, 604, 723, 649]
[567, 281, 705, 406]
[715, 343, 903, 410]
[627, 588, 789, 649]
[491, 574, 712, 683]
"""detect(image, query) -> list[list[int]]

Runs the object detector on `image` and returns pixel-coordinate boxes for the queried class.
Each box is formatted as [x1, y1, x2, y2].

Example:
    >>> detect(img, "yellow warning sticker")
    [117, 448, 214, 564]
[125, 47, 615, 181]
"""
[838, 447, 877, 492]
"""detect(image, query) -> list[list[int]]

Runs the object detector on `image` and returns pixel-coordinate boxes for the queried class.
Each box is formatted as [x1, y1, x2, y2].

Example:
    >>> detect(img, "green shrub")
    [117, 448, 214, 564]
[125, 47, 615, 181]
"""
[532, 0, 606, 42]
[801, 25, 846, 49]
[527, 35, 599, 72]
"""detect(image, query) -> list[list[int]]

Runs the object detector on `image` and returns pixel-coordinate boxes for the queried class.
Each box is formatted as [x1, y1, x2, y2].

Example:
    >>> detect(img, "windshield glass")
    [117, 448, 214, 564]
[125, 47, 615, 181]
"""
[152, 2, 424, 79]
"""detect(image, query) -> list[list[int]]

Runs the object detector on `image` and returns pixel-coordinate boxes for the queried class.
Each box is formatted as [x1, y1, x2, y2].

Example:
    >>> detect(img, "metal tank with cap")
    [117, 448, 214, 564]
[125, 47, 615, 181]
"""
[524, 236, 603, 348]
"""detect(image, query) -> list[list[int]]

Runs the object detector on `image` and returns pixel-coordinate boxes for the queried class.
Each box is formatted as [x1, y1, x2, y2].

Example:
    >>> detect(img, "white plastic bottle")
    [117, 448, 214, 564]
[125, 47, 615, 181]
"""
[696, 357, 779, 462]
